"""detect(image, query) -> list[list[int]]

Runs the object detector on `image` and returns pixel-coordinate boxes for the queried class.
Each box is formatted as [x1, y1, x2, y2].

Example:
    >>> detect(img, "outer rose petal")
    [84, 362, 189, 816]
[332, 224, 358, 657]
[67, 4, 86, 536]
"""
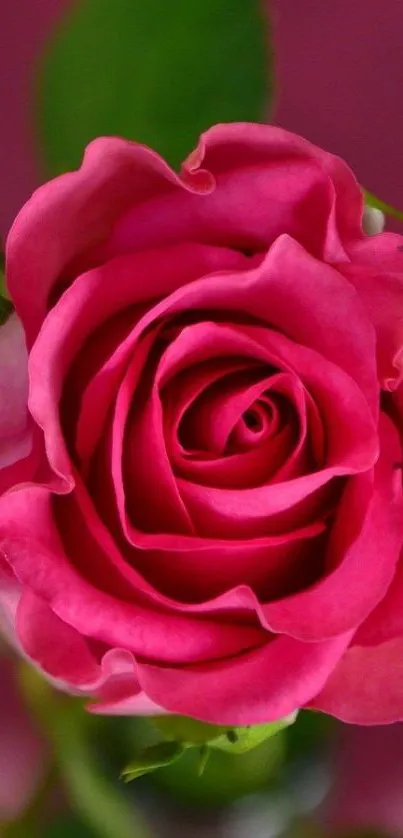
[19, 581, 347, 726]
[112, 123, 365, 264]
[310, 638, 403, 724]
[353, 388, 403, 647]
[354, 558, 403, 647]
[0, 314, 35, 494]
[15, 596, 167, 714]
[88, 650, 167, 716]
[184, 122, 365, 254]
[348, 229, 403, 272]
[131, 631, 353, 725]
[0, 487, 264, 664]
[339, 260, 403, 389]
[344, 234, 403, 389]
[6, 138, 214, 346]
[17, 589, 102, 687]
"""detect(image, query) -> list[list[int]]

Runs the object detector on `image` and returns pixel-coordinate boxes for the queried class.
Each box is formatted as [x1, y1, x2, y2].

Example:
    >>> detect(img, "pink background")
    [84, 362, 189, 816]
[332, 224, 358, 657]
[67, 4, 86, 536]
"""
[0, 1, 68, 239]
[271, 0, 403, 227]
[1, 1, 403, 238]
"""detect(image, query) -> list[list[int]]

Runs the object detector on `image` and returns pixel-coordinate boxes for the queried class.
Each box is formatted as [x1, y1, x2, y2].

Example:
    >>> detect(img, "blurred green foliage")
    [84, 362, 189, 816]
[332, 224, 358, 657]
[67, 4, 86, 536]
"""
[37, 0, 271, 175]
[154, 734, 285, 808]
[42, 818, 97, 838]
[18, 666, 152, 838]
[122, 713, 297, 790]
[284, 709, 335, 762]
[120, 714, 285, 808]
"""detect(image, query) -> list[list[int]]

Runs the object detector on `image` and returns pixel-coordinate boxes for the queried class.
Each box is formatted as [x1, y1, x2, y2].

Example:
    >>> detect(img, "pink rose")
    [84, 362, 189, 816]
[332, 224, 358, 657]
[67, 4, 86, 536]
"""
[2, 123, 403, 725]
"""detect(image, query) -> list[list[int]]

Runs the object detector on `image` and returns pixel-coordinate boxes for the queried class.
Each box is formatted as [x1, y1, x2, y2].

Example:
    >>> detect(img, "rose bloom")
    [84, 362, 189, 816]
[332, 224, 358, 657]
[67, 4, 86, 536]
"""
[1, 123, 403, 725]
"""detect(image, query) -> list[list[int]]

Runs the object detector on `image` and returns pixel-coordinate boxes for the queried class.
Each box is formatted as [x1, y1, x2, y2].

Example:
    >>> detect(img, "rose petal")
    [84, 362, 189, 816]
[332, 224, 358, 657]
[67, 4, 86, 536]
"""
[112, 317, 376, 543]
[310, 638, 403, 724]
[184, 123, 364, 254]
[111, 123, 363, 264]
[112, 235, 379, 417]
[176, 369, 298, 457]
[116, 346, 195, 535]
[354, 559, 403, 647]
[0, 486, 264, 663]
[261, 414, 403, 639]
[17, 589, 101, 687]
[132, 524, 328, 603]
[28, 244, 248, 484]
[339, 258, 403, 389]
[134, 630, 353, 725]
[7, 137, 215, 345]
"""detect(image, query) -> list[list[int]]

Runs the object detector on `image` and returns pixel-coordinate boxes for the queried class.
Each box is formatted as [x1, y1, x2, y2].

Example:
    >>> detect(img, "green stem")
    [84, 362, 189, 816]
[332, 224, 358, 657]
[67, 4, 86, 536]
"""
[18, 666, 154, 838]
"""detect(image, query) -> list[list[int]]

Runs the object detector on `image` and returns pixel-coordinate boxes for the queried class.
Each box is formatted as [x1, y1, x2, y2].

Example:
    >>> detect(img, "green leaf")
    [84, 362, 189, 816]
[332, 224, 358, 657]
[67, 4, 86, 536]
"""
[153, 732, 285, 807]
[151, 712, 297, 755]
[196, 745, 211, 777]
[37, 0, 271, 175]
[151, 715, 228, 745]
[364, 189, 403, 224]
[210, 712, 298, 754]
[122, 741, 185, 782]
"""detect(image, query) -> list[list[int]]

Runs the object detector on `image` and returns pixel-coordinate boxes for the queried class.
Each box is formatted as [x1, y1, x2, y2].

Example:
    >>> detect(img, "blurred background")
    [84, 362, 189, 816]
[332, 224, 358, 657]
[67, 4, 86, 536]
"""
[1, 1, 403, 836]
